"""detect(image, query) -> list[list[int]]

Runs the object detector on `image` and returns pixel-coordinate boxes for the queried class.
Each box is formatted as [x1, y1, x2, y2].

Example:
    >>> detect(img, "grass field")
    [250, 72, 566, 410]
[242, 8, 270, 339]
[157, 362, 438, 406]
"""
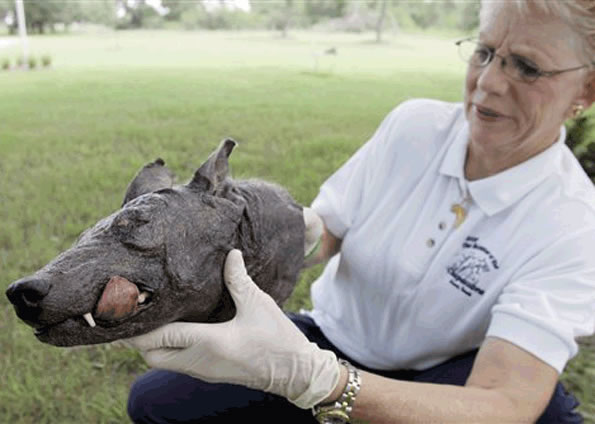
[0, 29, 593, 423]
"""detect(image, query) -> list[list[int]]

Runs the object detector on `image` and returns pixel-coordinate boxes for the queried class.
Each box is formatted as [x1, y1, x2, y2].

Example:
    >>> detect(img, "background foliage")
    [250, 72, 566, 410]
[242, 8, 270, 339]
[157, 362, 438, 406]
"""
[0, 0, 480, 34]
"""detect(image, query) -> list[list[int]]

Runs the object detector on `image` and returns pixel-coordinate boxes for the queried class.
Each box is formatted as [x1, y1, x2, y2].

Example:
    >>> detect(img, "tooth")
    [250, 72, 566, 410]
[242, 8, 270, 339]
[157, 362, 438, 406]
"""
[83, 312, 96, 328]
[138, 292, 149, 304]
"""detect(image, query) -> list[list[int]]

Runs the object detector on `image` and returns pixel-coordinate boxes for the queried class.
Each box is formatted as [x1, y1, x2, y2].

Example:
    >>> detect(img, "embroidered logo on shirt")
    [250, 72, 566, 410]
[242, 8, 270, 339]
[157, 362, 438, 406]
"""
[446, 236, 499, 297]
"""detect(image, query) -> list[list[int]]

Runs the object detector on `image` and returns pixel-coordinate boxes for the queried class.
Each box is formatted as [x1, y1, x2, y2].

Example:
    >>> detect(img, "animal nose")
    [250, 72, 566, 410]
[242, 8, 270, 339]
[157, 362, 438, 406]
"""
[6, 277, 51, 309]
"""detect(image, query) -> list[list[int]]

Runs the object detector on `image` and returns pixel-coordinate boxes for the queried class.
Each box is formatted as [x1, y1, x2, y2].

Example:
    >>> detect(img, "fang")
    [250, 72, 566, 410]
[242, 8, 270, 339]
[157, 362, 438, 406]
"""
[138, 292, 149, 304]
[83, 313, 96, 328]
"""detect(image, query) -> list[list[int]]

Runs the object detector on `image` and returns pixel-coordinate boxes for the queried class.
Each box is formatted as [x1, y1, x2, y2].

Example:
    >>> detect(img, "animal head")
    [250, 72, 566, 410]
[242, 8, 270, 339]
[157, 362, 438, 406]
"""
[6, 140, 304, 346]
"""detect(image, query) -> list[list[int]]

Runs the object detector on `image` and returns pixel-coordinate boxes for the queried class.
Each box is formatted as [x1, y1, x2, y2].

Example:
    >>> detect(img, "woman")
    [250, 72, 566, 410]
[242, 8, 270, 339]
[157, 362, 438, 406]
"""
[127, 1, 595, 423]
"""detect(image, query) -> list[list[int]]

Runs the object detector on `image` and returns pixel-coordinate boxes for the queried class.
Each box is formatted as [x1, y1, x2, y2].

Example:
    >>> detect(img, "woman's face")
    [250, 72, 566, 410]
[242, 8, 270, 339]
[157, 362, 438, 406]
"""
[464, 4, 592, 168]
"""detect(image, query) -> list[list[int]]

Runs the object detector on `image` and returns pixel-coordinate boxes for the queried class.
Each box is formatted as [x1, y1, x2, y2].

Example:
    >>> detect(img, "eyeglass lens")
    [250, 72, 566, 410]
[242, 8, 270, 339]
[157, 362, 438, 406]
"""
[458, 40, 542, 82]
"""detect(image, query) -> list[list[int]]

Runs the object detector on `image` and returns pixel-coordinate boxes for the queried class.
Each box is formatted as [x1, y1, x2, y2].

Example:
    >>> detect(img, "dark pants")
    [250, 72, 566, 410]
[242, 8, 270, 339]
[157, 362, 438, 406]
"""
[128, 313, 583, 423]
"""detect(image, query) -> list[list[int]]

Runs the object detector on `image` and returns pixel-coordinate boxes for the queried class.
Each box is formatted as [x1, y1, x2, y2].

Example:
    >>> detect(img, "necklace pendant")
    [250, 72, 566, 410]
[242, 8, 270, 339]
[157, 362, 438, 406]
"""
[451, 203, 467, 228]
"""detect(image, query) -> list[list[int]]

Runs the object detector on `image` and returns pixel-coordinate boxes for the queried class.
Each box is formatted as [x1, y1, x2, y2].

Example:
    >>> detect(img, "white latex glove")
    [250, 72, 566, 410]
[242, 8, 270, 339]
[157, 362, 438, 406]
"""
[303, 207, 324, 264]
[125, 249, 340, 409]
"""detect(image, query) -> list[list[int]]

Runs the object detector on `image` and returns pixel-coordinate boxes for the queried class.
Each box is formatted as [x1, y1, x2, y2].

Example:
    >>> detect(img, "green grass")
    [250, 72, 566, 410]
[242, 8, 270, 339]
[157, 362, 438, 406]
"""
[0, 30, 593, 423]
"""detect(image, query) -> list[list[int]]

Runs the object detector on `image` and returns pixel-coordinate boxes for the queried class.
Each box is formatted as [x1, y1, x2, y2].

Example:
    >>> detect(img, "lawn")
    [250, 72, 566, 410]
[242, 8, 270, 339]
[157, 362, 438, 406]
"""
[0, 29, 593, 423]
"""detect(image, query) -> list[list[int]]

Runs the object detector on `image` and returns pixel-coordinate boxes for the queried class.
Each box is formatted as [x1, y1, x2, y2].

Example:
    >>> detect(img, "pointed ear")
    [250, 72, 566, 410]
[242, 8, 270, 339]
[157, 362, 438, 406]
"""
[189, 139, 237, 193]
[122, 158, 175, 206]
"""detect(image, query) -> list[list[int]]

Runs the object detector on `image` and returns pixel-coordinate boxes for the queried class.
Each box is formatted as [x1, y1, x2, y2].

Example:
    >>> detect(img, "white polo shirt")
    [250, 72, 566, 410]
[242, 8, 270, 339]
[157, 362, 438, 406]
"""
[309, 99, 595, 373]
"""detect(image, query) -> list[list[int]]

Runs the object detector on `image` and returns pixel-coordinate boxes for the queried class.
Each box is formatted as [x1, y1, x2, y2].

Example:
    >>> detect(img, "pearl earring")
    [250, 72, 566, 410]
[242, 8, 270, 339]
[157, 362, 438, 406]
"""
[572, 104, 585, 119]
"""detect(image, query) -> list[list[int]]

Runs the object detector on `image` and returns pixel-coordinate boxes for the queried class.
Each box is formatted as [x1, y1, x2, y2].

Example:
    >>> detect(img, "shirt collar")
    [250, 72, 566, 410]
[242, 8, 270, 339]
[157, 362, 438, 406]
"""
[439, 123, 566, 216]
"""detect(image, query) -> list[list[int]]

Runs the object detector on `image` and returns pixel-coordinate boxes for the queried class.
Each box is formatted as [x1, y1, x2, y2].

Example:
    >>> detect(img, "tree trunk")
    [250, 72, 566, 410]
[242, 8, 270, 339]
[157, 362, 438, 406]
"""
[281, 0, 293, 38]
[375, 0, 388, 43]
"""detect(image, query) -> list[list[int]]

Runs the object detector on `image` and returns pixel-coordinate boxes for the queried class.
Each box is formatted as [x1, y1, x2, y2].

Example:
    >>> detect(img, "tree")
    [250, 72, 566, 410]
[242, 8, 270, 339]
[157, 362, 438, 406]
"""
[250, 0, 305, 36]
[116, 0, 161, 29]
[5, 0, 78, 34]
[56, 2, 84, 31]
[78, 0, 117, 27]
[459, 1, 480, 32]
[279, 0, 294, 38]
[375, 0, 388, 43]
[0, 0, 14, 34]
[408, 2, 439, 30]
[304, 0, 348, 24]
[162, 0, 198, 21]
[0, 0, 10, 15]
[23, 1, 56, 33]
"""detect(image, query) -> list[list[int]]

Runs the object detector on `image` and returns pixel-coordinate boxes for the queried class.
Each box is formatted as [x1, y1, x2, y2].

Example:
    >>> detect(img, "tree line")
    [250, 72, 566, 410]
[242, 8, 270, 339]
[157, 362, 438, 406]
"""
[0, 1, 480, 37]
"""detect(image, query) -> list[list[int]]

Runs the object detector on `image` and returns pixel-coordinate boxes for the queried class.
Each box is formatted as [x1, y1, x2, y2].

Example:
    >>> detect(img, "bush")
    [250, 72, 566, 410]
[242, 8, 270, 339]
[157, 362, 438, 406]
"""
[314, 9, 380, 33]
[42, 55, 52, 67]
[180, 7, 202, 30]
[566, 113, 595, 181]
[181, 6, 263, 30]
[28, 56, 37, 69]
[409, 4, 439, 29]
[1, 58, 9, 70]
[143, 15, 164, 29]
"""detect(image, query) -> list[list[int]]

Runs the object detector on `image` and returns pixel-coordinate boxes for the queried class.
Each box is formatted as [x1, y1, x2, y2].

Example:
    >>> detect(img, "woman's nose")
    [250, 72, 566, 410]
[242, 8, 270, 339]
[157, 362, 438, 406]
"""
[475, 56, 510, 95]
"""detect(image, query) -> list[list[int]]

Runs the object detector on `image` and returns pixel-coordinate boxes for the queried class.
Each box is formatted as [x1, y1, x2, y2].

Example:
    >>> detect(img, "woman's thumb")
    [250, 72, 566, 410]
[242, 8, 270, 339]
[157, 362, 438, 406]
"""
[223, 249, 257, 300]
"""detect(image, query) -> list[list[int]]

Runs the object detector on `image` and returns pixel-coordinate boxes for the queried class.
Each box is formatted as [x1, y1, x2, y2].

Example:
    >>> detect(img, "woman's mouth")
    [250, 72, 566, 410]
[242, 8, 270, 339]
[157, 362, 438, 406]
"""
[474, 104, 505, 120]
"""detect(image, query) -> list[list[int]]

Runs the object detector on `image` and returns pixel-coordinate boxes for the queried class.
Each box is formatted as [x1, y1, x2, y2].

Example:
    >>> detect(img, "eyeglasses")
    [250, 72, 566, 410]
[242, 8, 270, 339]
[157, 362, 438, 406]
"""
[455, 37, 594, 83]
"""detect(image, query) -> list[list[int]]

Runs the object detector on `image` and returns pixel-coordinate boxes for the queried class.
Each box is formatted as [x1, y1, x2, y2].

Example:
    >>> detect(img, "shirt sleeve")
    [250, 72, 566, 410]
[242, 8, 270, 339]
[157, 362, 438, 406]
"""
[311, 104, 402, 239]
[486, 229, 595, 373]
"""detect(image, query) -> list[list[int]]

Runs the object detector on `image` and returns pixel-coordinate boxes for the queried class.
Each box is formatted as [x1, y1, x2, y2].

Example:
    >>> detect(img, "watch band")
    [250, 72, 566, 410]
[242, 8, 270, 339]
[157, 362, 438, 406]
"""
[312, 359, 361, 424]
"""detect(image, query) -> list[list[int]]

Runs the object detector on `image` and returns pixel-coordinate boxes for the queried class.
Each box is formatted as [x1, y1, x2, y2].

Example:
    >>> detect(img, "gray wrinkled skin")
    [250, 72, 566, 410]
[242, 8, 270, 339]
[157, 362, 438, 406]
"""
[5, 139, 304, 346]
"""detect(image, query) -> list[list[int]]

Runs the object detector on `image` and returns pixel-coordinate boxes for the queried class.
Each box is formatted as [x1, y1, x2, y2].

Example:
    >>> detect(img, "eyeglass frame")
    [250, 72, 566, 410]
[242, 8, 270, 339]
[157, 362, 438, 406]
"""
[455, 37, 594, 83]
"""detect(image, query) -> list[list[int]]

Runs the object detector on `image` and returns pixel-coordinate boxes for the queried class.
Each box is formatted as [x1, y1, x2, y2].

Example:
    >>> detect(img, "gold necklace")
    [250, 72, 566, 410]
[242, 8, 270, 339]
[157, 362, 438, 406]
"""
[451, 188, 471, 229]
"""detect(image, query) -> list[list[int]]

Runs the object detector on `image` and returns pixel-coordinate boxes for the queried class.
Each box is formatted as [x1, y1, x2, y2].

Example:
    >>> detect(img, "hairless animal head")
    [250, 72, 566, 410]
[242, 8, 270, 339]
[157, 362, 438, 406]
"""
[6, 140, 304, 346]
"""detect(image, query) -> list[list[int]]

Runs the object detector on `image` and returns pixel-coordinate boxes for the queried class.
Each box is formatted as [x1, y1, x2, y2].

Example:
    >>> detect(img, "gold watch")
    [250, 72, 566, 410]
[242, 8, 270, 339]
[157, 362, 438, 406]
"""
[312, 359, 361, 424]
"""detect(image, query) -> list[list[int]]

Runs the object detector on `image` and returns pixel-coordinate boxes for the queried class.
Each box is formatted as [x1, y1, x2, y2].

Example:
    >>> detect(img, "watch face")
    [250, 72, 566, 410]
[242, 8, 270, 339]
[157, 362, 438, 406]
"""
[314, 408, 350, 423]
[313, 360, 360, 424]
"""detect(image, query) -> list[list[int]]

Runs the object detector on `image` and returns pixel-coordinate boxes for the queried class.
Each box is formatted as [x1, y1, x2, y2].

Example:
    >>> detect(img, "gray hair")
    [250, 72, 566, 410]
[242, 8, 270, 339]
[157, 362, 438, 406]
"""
[480, 0, 595, 64]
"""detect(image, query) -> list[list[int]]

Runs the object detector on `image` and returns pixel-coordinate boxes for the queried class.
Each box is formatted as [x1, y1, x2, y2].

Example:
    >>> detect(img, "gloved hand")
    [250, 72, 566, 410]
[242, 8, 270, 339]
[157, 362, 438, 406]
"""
[303, 207, 324, 265]
[125, 249, 341, 409]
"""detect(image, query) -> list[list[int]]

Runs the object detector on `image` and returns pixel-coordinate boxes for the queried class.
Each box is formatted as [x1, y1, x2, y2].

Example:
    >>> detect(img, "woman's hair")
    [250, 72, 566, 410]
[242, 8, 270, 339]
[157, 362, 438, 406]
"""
[481, 0, 595, 63]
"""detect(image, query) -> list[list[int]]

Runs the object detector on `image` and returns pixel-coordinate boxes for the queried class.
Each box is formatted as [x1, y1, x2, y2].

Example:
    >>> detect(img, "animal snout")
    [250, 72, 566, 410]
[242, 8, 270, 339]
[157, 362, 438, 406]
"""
[6, 278, 51, 325]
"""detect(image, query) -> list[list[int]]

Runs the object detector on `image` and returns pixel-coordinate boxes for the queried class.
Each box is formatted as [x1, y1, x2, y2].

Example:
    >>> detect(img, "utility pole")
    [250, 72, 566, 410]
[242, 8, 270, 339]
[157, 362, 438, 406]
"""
[15, 0, 28, 65]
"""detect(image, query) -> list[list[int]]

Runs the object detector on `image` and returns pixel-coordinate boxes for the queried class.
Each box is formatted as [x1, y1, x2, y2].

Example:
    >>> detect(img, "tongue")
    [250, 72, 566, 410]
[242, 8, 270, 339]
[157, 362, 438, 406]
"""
[95, 276, 140, 321]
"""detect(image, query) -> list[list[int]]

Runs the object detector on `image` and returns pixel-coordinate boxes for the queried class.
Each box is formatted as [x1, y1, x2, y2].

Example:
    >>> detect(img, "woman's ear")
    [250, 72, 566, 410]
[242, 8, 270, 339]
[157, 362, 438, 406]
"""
[579, 71, 595, 108]
[566, 72, 595, 120]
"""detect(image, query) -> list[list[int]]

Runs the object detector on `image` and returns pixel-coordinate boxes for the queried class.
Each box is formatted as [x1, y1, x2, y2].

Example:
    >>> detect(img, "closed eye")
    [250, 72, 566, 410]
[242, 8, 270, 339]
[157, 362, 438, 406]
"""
[110, 208, 163, 252]
[511, 55, 541, 78]
[111, 211, 151, 237]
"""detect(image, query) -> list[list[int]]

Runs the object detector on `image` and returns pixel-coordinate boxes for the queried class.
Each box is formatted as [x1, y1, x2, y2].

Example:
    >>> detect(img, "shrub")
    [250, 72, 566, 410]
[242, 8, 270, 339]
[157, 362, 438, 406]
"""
[566, 113, 595, 181]
[181, 6, 263, 30]
[41, 55, 52, 67]
[1, 58, 9, 70]
[28, 56, 37, 69]
[180, 7, 202, 30]
[143, 15, 164, 29]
